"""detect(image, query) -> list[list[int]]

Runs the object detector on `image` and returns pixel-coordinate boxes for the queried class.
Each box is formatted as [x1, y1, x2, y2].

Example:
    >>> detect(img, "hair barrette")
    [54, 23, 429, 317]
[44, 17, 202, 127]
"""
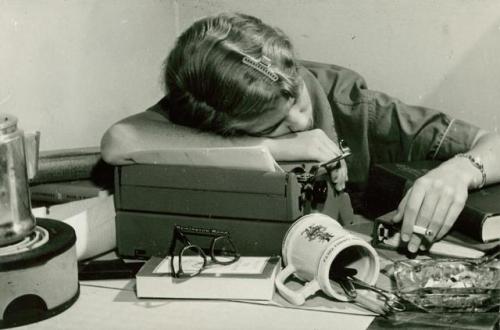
[242, 55, 279, 82]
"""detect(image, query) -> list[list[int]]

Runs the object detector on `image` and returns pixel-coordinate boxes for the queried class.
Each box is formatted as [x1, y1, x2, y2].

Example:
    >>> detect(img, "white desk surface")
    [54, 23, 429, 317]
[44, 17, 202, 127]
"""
[13, 218, 387, 330]
[17, 278, 374, 330]
[16, 217, 497, 330]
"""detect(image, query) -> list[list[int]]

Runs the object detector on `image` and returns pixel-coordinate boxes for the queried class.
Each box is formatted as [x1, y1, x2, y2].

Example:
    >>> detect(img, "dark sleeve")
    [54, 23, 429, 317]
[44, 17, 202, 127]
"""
[364, 88, 480, 162]
[302, 60, 480, 186]
[322, 64, 480, 164]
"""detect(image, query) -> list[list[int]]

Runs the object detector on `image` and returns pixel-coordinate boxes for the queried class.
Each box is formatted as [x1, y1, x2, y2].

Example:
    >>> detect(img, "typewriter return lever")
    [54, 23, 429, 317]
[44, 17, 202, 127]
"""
[295, 144, 352, 211]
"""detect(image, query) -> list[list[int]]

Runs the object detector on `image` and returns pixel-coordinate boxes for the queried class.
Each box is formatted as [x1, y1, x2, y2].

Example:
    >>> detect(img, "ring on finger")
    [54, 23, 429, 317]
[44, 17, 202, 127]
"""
[413, 225, 433, 237]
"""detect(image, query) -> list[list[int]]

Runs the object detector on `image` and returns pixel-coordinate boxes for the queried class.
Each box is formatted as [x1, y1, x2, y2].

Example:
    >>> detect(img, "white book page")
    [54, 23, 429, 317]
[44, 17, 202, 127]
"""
[154, 256, 270, 275]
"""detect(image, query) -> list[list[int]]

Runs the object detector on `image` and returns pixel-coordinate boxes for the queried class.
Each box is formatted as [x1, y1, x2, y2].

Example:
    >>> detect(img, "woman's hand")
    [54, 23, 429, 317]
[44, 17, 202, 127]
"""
[263, 129, 348, 190]
[390, 130, 500, 253]
[392, 158, 476, 253]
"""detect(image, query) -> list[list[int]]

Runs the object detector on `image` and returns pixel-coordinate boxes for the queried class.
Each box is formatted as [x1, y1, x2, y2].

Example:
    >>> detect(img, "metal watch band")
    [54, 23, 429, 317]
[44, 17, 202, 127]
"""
[454, 153, 487, 189]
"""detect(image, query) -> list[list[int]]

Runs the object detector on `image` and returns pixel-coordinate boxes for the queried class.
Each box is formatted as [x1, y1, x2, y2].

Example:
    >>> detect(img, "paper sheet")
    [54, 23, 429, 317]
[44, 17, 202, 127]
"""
[127, 146, 283, 172]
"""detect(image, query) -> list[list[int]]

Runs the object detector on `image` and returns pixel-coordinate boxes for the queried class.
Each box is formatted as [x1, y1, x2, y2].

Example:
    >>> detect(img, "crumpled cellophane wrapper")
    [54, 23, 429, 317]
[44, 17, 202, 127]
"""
[393, 258, 500, 312]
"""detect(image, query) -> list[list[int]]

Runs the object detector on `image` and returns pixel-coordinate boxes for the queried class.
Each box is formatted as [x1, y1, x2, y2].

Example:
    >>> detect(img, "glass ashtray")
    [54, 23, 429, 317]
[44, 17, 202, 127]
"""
[393, 258, 500, 312]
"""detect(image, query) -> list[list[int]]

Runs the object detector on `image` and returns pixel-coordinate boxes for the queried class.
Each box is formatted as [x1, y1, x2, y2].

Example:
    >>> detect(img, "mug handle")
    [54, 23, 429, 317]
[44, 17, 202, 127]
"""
[274, 264, 321, 306]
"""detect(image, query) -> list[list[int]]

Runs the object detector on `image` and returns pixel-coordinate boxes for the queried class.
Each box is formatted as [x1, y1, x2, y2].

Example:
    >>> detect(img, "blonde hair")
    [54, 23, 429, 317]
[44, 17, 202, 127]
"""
[165, 13, 301, 135]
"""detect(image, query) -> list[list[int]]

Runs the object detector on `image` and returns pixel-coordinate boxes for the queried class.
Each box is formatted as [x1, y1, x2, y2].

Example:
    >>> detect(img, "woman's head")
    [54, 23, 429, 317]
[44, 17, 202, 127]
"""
[165, 13, 313, 136]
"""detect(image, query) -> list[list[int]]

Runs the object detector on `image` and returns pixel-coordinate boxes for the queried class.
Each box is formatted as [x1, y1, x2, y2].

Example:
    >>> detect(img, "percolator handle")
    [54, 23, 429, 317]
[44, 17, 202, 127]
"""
[24, 131, 40, 180]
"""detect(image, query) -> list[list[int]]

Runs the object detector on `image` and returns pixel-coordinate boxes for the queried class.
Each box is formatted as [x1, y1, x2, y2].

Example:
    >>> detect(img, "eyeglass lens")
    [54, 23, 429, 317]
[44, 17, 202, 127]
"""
[172, 245, 206, 277]
[211, 236, 239, 264]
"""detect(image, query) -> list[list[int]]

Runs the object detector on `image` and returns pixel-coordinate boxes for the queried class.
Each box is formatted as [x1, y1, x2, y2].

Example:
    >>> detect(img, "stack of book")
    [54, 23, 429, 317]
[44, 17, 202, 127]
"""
[30, 179, 110, 205]
[29, 147, 114, 205]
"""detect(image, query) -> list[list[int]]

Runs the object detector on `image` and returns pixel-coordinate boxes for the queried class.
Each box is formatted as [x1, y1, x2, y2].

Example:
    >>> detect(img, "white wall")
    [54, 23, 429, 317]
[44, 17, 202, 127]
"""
[2, 0, 499, 151]
[1, 0, 176, 150]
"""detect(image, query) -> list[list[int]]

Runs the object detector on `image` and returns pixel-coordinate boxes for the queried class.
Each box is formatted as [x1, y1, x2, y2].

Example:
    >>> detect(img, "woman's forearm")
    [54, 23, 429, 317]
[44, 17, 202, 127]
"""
[100, 111, 268, 165]
[100, 110, 346, 165]
[438, 129, 500, 189]
[462, 130, 500, 187]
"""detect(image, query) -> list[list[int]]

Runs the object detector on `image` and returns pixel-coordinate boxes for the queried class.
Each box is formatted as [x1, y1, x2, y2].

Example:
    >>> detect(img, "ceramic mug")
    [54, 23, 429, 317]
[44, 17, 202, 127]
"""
[275, 213, 380, 305]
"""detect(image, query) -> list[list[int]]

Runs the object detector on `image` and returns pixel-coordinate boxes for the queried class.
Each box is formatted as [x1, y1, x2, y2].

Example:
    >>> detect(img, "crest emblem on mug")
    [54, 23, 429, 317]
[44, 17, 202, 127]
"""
[302, 224, 334, 242]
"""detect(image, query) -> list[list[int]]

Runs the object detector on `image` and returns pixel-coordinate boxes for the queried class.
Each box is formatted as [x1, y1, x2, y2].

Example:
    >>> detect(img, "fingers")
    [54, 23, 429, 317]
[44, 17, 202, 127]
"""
[297, 130, 349, 191]
[394, 178, 467, 254]
[329, 159, 348, 191]
[406, 188, 439, 253]
[339, 160, 348, 189]
[399, 185, 425, 244]
[423, 188, 454, 245]
[293, 129, 339, 162]
[273, 129, 342, 162]
[321, 143, 343, 163]
[314, 130, 344, 163]
[435, 197, 465, 240]
[314, 135, 347, 191]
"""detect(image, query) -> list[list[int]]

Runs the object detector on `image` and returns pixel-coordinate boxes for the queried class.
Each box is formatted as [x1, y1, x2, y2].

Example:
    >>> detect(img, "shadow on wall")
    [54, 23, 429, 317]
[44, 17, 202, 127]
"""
[423, 19, 500, 133]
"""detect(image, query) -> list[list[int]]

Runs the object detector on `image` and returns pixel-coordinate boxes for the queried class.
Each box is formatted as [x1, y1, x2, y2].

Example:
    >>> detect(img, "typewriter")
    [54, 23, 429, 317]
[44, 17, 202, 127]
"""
[113, 147, 354, 258]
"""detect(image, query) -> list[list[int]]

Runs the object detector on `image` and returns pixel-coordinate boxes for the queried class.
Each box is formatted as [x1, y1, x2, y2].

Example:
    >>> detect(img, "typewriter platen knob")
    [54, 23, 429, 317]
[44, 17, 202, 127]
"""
[311, 180, 328, 204]
[298, 179, 328, 210]
[298, 181, 328, 211]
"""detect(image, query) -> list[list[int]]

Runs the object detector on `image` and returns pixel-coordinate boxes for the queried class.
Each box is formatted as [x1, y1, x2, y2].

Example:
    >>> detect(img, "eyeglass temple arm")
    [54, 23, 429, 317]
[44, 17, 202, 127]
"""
[176, 226, 231, 237]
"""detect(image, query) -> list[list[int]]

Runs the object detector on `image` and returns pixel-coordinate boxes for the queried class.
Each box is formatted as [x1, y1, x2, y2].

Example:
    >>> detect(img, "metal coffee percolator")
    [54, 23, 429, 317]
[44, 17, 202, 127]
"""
[0, 114, 38, 246]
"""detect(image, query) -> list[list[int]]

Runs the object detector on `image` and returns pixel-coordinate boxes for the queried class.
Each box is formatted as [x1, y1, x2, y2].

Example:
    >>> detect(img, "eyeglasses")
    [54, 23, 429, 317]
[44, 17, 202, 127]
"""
[169, 225, 240, 278]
